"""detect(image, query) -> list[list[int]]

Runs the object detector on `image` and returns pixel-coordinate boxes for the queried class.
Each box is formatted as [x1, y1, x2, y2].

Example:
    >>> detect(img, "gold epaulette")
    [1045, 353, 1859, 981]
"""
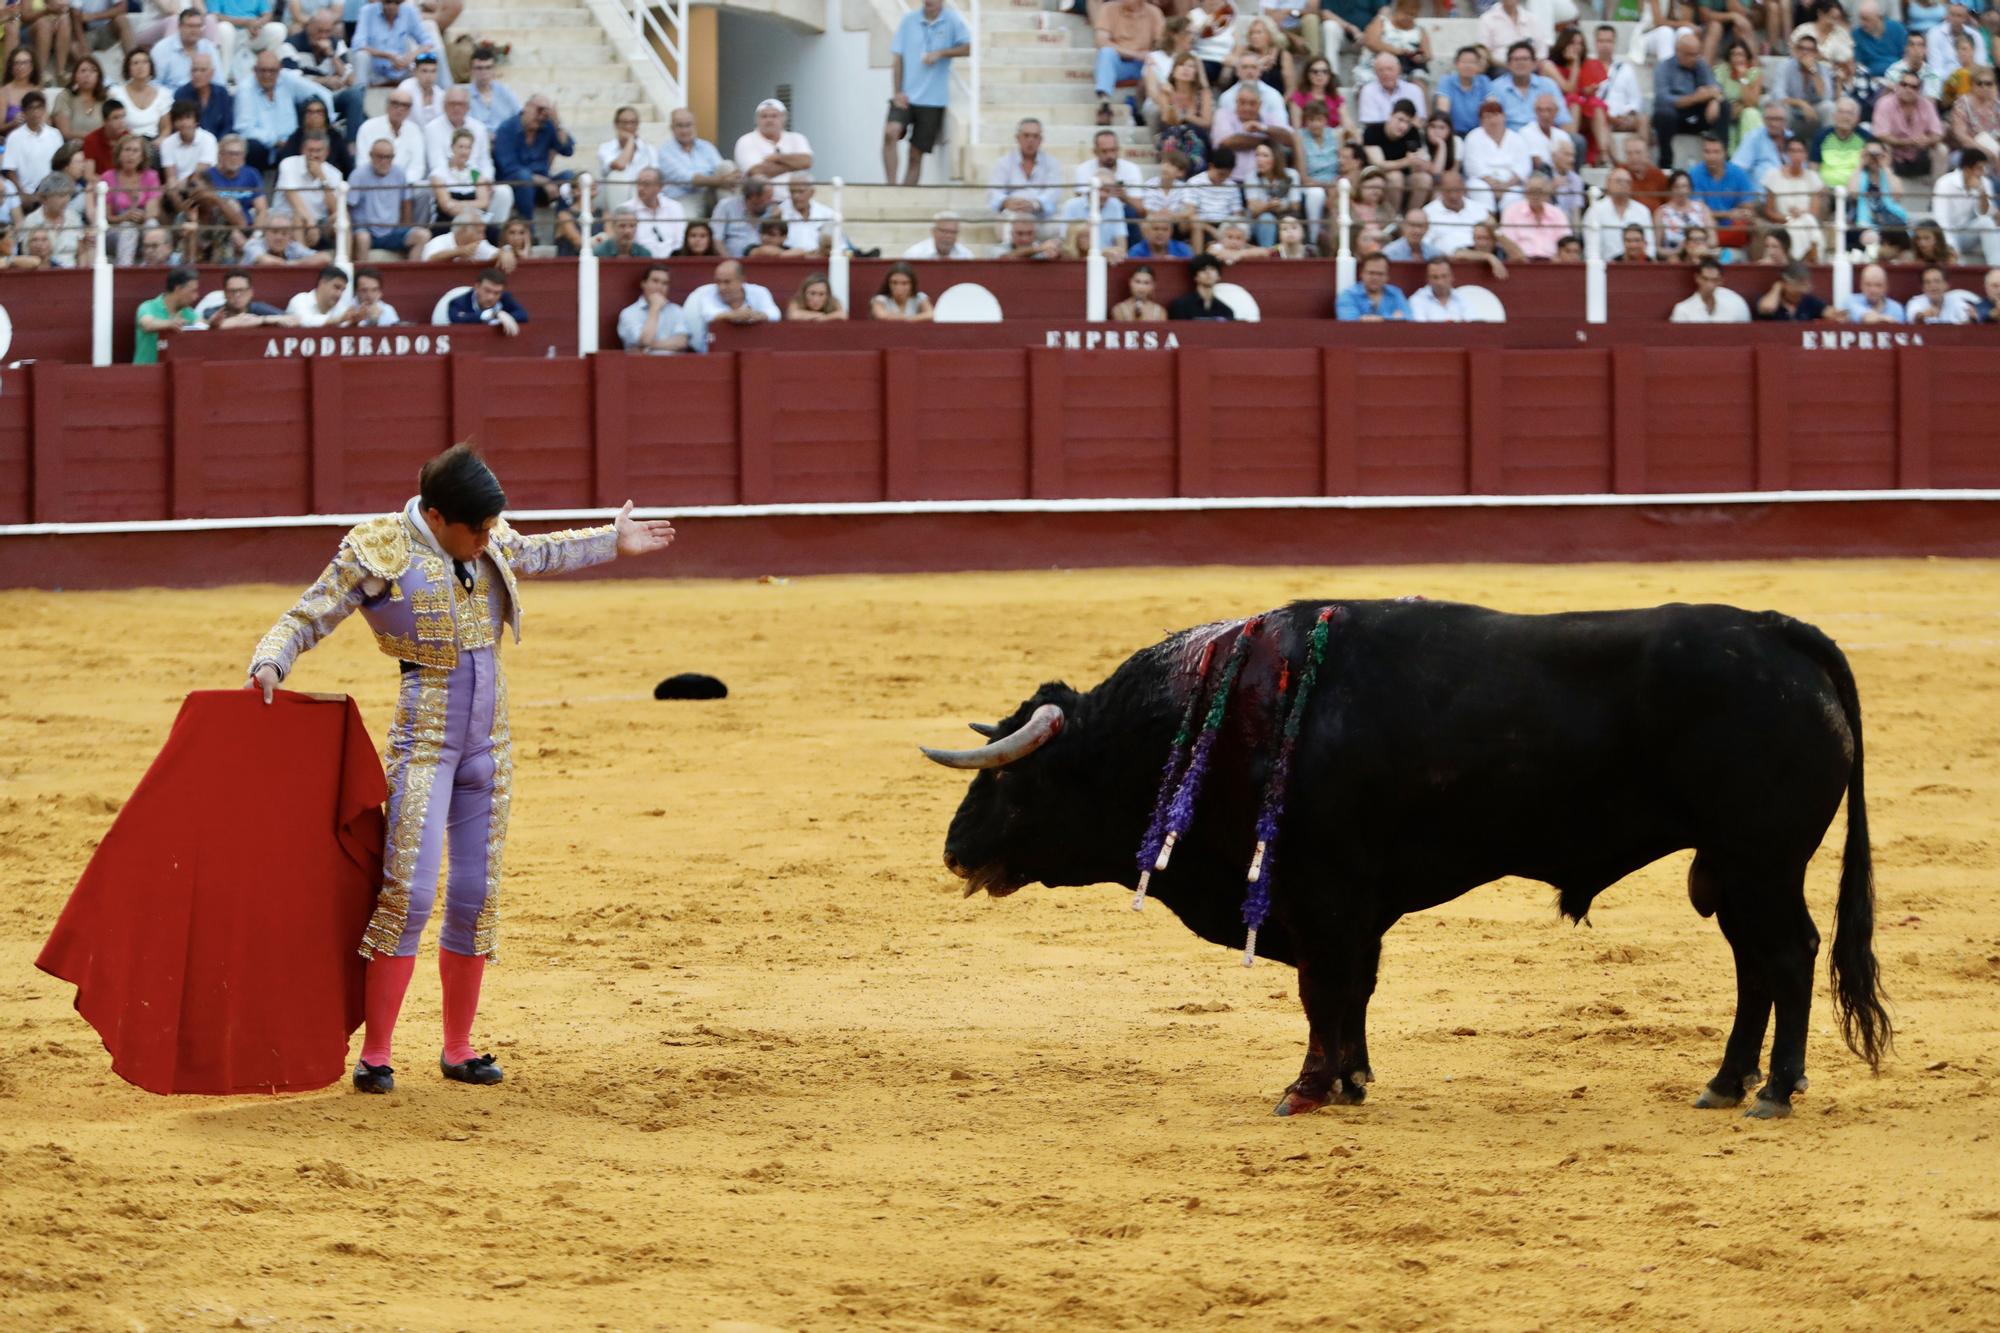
[343, 515, 413, 581]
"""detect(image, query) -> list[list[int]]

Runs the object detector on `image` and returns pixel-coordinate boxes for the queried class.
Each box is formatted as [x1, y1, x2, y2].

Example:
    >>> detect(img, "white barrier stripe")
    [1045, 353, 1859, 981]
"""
[1, 489, 1996, 537]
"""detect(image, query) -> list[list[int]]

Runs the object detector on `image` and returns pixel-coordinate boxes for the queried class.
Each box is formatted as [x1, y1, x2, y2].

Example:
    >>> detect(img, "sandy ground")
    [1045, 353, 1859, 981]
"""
[1, 559, 1997, 1333]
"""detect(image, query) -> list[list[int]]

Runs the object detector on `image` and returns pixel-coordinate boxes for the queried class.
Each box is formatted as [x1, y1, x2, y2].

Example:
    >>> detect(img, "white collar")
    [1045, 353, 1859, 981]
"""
[404, 495, 447, 557]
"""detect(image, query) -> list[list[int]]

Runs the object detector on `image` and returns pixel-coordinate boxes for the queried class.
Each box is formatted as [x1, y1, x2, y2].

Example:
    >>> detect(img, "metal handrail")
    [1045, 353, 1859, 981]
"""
[626, 0, 689, 110]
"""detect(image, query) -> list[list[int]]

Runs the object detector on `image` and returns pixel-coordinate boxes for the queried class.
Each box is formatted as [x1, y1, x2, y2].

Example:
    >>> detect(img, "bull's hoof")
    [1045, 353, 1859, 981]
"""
[1273, 1090, 1327, 1117]
[1329, 1076, 1367, 1105]
[1744, 1096, 1793, 1120]
[1694, 1069, 1761, 1109]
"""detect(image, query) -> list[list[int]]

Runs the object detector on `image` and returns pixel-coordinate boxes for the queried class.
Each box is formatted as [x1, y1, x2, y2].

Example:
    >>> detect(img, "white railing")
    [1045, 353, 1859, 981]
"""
[577, 175, 600, 355]
[625, 0, 689, 109]
[91, 181, 111, 367]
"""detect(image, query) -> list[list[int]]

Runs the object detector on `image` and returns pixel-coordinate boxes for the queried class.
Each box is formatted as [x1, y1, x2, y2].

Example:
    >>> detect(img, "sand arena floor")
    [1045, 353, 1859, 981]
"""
[1, 559, 1997, 1332]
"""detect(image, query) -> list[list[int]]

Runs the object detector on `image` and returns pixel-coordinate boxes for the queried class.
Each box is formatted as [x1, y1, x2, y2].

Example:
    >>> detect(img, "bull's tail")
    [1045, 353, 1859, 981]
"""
[1783, 618, 1891, 1072]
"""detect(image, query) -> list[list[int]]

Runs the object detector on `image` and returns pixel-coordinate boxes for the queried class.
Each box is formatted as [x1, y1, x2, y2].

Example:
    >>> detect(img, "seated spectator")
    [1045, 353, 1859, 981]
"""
[786, 271, 846, 322]
[52, 38, 111, 142]
[1762, 134, 1827, 259]
[1511, 93, 1568, 180]
[357, 89, 428, 183]
[1555, 233, 1584, 261]
[595, 202, 654, 258]
[285, 264, 358, 326]
[347, 266, 401, 325]
[1357, 52, 1425, 130]
[1210, 82, 1299, 191]
[464, 46, 521, 135]
[1612, 223, 1652, 262]
[203, 135, 267, 256]
[673, 220, 719, 258]
[1670, 256, 1752, 321]
[781, 179, 835, 254]
[159, 102, 221, 222]
[1421, 170, 1487, 253]
[1383, 209, 1444, 261]
[17, 225, 58, 268]
[712, 179, 778, 258]
[205, 0, 289, 81]
[1872, 65, 1946, 178]
[234, 51, 309, 175]
[905, 210, 973, 259]
[80, 100, 130, 177]
[598, 105, 657, 208]
[1337, 252, 1412, 320]
[446, 267, 527, 335]
[1409, 256, 1471, 321]
[1139, 149, 1196, 232]
[1112, 264, 1166, 320]
[3, 92, 62, 198]
[395, 53, 447, 127]
[1934, 147, 2000, 265]
[244, 211, 317, 264]
[1499, 171, 1566, 259]
[1773, 32, 1837, 138]
[1167, 252, 1234, 320]
[138, 225, 183, 267]
[1840, 261, 1907, 320]
[1596, 24, 1647, 140]
[425, 88, 493, 184]
[106, 134, 165, 266]
[1976, 265, 2000, 320]
[1093, 0, 1162, 127]
[870, 262, 932, 321]
[1949, 64, 2000, 151]
[1456, 218, 1522, 278]
[1362, 96, 1435, 214]
[1652, 169, 1715, 258]
[618, 262, 695, 352]
[494, 94, 578, 237]
[1461, 98, 1530, 216]
[658, 107, 739, 214]
[1582, 166, 1654, 260]
[283, 98, 354, 177]
[175, 53, 232, 142]
[1186, 147, 1243, 249]
[1690, 133, 1759, 248]
[350, 136, 431, 260]
[1482, 0, 1550, 63]
[423, 211, 499, 262]
[276, 131, 344, 249]
[1617, 128, 1669, 205]
[991, 214, 1060, 259]
[1754, 258, 1828, 319]
[1905, 263, 1980, 321]
[285, 8, 369, 137]
[684, 259, 781, 352]
[1680, 224, 1718, 263]
[110, 49, 171, 142]
[1549, 135, 1586, 217]
[988, 118, 1061, 222]
[1813, 98, 1872, 192]
[734, 97, 813, 184]
[1129, 215, 1191, 259]
[353, 0, 442, 88]
[133, 265, 202, 363]
[1650, 33, 1722, 167]
[430, 126, 492, 221]
[213, 266, 298, 328]
[1208, 220, 1271, 263]
[745, 218, 808, 259]
[151, 10, 221, 101]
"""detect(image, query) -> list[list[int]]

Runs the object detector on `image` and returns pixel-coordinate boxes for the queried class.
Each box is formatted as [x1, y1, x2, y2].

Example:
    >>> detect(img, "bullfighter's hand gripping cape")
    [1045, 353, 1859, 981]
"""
[36, 691, 388, 1095]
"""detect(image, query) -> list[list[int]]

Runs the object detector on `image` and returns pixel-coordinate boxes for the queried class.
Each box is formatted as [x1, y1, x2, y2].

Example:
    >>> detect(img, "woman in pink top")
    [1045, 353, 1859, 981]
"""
[1289, 57, 1346, 132]
[107, 134, 163, 266]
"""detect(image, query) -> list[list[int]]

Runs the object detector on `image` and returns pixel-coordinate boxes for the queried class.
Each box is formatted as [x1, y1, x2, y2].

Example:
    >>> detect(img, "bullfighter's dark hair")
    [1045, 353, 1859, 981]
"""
[420, 444, 507, 528]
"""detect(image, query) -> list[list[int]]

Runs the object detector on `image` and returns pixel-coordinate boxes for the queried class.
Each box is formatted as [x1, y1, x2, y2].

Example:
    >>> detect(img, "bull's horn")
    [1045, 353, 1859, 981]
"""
[922, 704, 1065, 770]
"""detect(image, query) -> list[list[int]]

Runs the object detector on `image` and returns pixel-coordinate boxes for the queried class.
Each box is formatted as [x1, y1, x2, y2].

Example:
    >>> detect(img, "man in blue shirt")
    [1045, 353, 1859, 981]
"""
[884, 0, 970, 186]
[152, 9, 222, 92]
[658, 107, 739, 212]
[1127, 216, 1190, 258]
[176, 52, 234, 140]
[1492, 41, 1570, 131]
[1688, 134, 1758, 251]
[1435, 46, 1493, 135]
[1853, 1, 1908, 77]
[1838, 261, 1906, 322]
[464, 46, 521, 133]
[353, 0, 442, 87]
[1732, 101, 1791, 182]
[1649, 31, 1722, 167]
[447, 268, 530, 335]
[234, 49, 306, 172]
[1336, 253, 1413, 321]
[204, 134, 268, 242]
[495, 93, 578, 235]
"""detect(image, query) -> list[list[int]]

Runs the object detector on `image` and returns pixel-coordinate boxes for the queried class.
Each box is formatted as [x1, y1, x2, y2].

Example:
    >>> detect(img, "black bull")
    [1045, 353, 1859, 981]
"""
[924, 600, 1889, 1119]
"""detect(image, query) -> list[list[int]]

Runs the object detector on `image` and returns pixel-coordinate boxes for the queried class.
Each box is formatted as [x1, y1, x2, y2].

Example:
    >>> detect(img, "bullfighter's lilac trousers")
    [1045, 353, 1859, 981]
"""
[250, 500, 618, 1070]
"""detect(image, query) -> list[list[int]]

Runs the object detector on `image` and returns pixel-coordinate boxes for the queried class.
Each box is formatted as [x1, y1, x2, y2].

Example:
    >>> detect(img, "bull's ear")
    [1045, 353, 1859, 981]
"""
[969, 722, 1003, 738]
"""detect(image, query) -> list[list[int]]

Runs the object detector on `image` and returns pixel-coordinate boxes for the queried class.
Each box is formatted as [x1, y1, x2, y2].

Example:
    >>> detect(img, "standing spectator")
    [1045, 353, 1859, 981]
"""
[429, 126, 492, 220]
[357, 87, 427, 181]
[463, 46, 520, 135]
[734, 98, 813, 184]
[1840, 261, 1906, 320]
[1061, 128, 1144, 248]
[1422, 170, 1487, 253]
[285, 263, 357, 325]
[1481, 0, 1551, 63]
[4, 93, 63, 196]
[106, 133, 164, 265]
[494, 94, 576, 232]
[1671, 256, 1752, 320]
[175, 54, 234, 141]
[1582, 166, 1655, 259]
[395, 52, 447, 127]
[1092, 0, 1162, 127]
[276, 130, 343, 248]
[346, 266, 400, 324]
[1854, 2, 1908, 79]
[618, 262, 693, 353]
[352, 0, 439, 87]
[1492, 41, 1570, 132]
[904, 210, 972, 259]
[1461, 98, 1531, 215]
[658, 108, 737, 213]
[1357, 52, 1425, 129]
[592, 202, 651, 257]
[1949, 65, 2000, 152]
[1761, 134, 1827, 258]
[870, 262, 932, 321]
[1409, 256, 1470, 321]
[349, 134, 431, 258]
[151, 9, 220, 96]
[597, 105, 656, 208]
[243, 210, 316, 263]
[285, 7, 368, 136]
[204, 135, 267, 253]
[987, 117, 1061, 222]
[52, 58, 109, 141]
[1872, 66, 1946, 179]
[445, 266, 527, 334]
[684, 259, 780, 352]
[990, 214, 1059, 259]
[133, 265, 201, 363]
[885, 0, 970, 185]
[1167, 252, 1233, 319]
[1753, 258, 1827, 318]
[1905, 263, 1980, 321]
[711, 178, 776, 258]
[1499, 170, 1567, 259]
[1812, 98, 1873, 190]
[159, 102, 221, 221]
[784, 272, 845, 322]
[1111, 264, 1166, 321]
[1336, 252, 1412, 320]
[1933, 147, 2000, 263]
[779, 178, 834, 253]
[213, 266, 296, 326]
[425, 87, 493, 181]
[1651, 32, 1722, 167]
[234, 50, 303, 173]
[422, 210, 498, 261]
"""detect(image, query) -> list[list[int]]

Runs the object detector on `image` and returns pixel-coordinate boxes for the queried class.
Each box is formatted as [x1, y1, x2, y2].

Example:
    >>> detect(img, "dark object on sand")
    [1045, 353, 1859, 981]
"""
[655, 674, 728, 701]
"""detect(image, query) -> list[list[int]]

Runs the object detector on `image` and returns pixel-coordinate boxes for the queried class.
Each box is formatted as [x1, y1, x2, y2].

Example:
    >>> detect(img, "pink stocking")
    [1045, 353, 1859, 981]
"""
[438, 948, 486, 1065]
[359, 954, 418, 1067]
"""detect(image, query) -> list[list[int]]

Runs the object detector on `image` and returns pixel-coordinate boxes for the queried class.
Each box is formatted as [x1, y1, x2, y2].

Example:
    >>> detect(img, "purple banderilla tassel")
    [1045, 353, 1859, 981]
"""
[1242, 606, 1337, 966]
[1132, 638, 1216, 912]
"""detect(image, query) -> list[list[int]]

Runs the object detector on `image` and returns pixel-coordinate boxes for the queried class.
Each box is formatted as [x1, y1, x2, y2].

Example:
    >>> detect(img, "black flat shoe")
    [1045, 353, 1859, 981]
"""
[441, 1053, 504, 1085]
[353, 1060, 395, 1094]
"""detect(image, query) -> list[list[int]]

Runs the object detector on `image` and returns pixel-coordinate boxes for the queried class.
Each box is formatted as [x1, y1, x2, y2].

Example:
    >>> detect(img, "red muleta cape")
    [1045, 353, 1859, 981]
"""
[37, 690, 387, 1095]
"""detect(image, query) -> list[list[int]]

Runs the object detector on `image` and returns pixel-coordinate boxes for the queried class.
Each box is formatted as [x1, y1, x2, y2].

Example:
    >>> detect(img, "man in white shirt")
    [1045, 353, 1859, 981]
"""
[421, 212, 500, 262]
[394, 53, 448, 128]
[684, 258, 781, 353]
[275, 132, 345, 244]
[1596, 24, 1647, 138]
[1225, 52, 1288, 127]
[628, 167, 688, 256]
[424, 87, 493, 177]
[1925, 3, 1989, 77]
[1356, 53, 1426, 128]
[158, 101, 221, 221]
[284, 264, 361, 327]
[904, 210, 973, 259]
[617, 263, 693, 355]
[1513, 94, 1569, 174]
[1409, 257, 1472, 321]
[357, 90, 429, 183]
[1669, 257, 1751, 321]
[733, 98, 814, 185]
[1904, 264, 1980, 322]
[348, 266, 401, 325]
[780, 178, 836, 253]
[2, 93, 63, 196]
[1422, 171, 1489, 253]
[1059, 128, 1145, 250]
[987, 117, 1062, 221]
[1932, 148, 2000, 265]
[1461, 99, 1533, 215]
[1581, 166, 1654, 260]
